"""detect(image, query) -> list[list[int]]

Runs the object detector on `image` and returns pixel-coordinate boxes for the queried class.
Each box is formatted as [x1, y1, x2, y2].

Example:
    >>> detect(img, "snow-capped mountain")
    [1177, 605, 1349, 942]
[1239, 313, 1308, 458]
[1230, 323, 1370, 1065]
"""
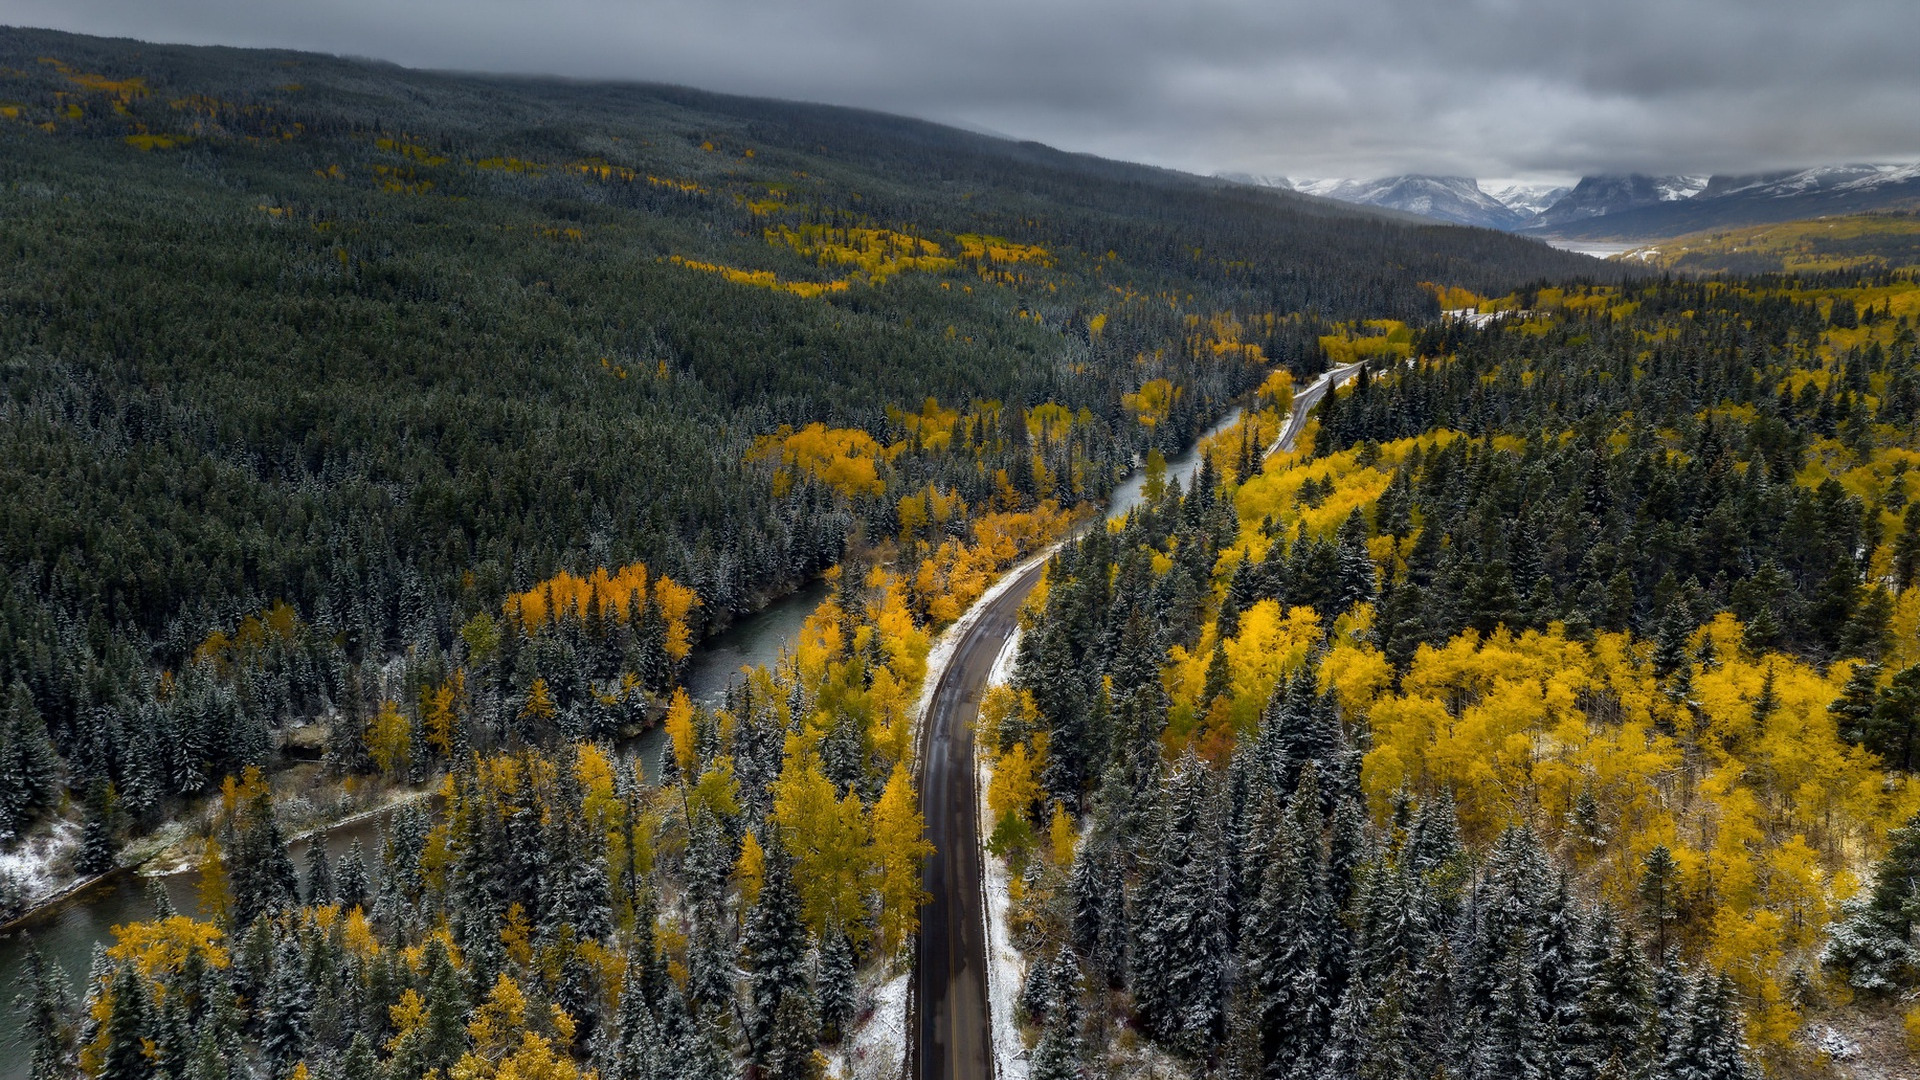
[1698, 163, 1920, 200]
[1483, 182, 1573, 217]
[1221, 174, 1527, 229]
[1528, 163, 1920, 240]
[1221, 163, 1920, 239]
[1526, 174, 1707, 230]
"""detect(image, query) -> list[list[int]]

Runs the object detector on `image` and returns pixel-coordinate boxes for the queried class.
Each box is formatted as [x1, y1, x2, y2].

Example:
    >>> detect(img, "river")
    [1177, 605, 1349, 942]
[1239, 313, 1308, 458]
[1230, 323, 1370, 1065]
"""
[0, 400, 1250, 1073]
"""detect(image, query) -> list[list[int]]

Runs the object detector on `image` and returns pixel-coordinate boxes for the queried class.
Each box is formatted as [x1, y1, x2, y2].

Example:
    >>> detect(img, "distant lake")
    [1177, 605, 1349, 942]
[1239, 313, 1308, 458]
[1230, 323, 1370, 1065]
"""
[1545, 239, 1639, 259]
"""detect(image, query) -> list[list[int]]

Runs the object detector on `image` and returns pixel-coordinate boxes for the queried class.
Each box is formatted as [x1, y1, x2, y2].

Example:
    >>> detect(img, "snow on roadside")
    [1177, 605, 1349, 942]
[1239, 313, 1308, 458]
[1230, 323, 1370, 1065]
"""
[832, 969, 909, 1080]
[981, 624, 1030, 1080]
[909, 542, 1068, 765]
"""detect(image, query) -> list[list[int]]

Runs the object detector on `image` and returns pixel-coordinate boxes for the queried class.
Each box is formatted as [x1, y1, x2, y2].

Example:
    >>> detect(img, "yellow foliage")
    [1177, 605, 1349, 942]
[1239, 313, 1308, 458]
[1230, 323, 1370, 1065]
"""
[367, 699, 413, 777]
[734, 829, 766, 909]
[956, 234, 1052, 266]
[1048, 802, 1076, 866]
[1122, 378, 1179, 429]
[871, 764, 933, 954]
[196, 833, 231, 924]
[666, 255, 847, 298]
[912, 502, 1076, 625]
[769, 225, 955, 284]
[665, 688, 697, 777]
[124, 133, 191, 151]
[106, 917, 229, 976]
[751, 422, 889, 498]
[987, 740, 1043, 827]
[770, 752, 872, 939]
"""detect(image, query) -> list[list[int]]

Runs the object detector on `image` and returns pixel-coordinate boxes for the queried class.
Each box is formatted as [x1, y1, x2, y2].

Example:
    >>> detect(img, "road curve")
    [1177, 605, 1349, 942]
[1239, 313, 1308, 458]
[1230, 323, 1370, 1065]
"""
[910, 360, 1365, 1080]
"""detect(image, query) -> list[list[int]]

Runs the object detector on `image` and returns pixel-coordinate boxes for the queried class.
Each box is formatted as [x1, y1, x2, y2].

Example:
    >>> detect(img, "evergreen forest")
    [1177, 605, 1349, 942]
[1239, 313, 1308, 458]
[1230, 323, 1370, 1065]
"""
[15, 22, 1920, 1080]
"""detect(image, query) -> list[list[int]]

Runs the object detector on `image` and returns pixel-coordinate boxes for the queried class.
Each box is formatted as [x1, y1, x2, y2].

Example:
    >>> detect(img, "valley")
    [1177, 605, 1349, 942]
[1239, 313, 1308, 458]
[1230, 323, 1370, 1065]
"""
[3, 18, 1919, 1080]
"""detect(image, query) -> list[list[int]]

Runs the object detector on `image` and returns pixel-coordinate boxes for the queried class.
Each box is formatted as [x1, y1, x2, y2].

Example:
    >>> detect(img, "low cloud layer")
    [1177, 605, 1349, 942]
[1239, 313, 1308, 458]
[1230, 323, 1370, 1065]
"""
[15, 0, 1919, 180]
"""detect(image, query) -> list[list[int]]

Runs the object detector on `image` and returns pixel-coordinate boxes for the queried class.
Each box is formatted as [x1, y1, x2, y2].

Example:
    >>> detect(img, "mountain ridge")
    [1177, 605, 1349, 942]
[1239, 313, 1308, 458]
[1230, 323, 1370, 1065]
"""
[1225, 164, 1920, 240]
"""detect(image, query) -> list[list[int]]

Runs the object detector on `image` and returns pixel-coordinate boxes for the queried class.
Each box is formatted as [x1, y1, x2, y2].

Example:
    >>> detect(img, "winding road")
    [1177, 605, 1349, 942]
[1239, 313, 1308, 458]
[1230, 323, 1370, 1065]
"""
[909, 360, 1365, 1080]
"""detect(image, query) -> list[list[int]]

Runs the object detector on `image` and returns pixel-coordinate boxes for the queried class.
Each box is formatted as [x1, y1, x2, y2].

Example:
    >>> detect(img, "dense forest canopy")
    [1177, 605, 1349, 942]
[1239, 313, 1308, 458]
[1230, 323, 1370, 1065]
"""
[993, 272, 1920, 1076]
[0, 27, 1609, 818]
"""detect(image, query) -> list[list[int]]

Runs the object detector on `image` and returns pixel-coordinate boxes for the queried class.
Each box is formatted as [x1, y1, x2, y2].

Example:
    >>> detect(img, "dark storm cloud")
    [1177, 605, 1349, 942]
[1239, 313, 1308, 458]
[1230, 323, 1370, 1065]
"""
[15, 0, 1920, 178]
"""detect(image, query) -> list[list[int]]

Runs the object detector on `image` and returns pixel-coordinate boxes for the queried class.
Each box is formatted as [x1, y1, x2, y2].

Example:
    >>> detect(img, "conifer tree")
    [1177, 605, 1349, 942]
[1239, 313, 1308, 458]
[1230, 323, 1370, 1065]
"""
[1028, 952, 1085, 1080]
[78, 781, 119, 876]
[100, 964, 156, 1080]
[1661, 973, 1758, 1080]
[303, 840, 335, 907]
[0, 683, 59, 841]
[816, 929, 856, 1043]
[336, 839, 370, 912]
[17, 944, 75, 1080]
[765, 989, 820, 1080]
[1335, 509, 1377, 611]
[259, 938, 310, 1077]
[744, 835, 809, 1053]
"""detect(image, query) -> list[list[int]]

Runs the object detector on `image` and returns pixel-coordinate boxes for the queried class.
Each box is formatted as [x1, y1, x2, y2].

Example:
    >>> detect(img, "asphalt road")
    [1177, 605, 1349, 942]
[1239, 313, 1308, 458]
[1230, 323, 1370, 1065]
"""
[910, 360, 1365, 1080]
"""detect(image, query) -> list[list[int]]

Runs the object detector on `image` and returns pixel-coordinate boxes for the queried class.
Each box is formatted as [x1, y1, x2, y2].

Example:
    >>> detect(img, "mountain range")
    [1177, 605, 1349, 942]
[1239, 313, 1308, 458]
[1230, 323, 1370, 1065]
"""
[1224, 165, 1920, 239]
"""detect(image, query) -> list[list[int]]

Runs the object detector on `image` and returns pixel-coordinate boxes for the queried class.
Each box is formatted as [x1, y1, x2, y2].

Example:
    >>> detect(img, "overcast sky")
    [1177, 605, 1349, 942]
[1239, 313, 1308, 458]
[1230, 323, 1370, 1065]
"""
[13, 0, 1920, 184]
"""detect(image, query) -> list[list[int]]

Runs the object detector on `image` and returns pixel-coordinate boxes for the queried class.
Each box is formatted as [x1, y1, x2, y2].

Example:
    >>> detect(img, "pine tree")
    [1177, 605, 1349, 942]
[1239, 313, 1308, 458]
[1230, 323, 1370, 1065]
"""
[685, 907, 735, 1011]
[1472, 933, 1546, 1080]
[1130, 757, 1230, 1053]
[100, 964, 156, 1080]
[17, 944, 75, 1080]
[1651, 602, 1692, 677]
[1662, 973, 1758, 1080]
[1238, 768, 1332, 1077]
[1822, 809, 1920, 991]
[78, 781, 119, 877]
[1648, 950, 1690, 1072]
[1829, 661, 1881, 745]
[419, 937, 468, 1077]
[1068, 831, 1128, 987]
[1335, 509, 1377, 611]
[1028, 952, 1085, 1080]
[816, 930, 856, 1043]
[1637, 846, 1683, 956]
[744, 835, 809, 1054]
[336, 839, 370, 911]
[1578, 916, 1652, 1080]
[259, 938, 310, 1076]
[1868, 664, 1920, 770]
[0, 683, 59, 841]
[339, 1033, 377, 1080]
[765, 989, 820, 1080]
[303, 840, 335, 906]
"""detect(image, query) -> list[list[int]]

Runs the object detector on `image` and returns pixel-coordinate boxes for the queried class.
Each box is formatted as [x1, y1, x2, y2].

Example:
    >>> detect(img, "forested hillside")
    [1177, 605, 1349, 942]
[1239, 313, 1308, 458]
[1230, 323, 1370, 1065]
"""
[1621, 213, 1920, 276]
[0, 24, 1632, 1080]
[992, 273, 1920, 1076]
[0, 26, 1605, 860]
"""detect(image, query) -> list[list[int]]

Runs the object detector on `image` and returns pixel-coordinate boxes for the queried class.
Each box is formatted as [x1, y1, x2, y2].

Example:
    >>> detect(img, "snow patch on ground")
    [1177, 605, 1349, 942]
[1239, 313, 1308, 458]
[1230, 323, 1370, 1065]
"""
[977, 749, 1030, 1080]
[833, 969, 909, 1080]
[980, 631, 1031, 1080]
[0, 817, 80, 912]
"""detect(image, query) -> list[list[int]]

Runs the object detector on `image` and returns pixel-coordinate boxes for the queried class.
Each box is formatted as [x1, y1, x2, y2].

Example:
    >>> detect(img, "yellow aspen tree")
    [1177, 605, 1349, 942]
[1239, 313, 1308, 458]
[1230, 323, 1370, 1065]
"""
[664, 688, 697, 775]
[735, 829, 766, 910]
[367, 700, 413, 777]
[1048, 802, 1076, 866]
[424, 670, 464, 758]
[519, 678, 556, 726]
[987, 740, 1042, 828]
[197, 833, 232, 924]
[870, 763, 932, 954]
[771, 752, 872, 939]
